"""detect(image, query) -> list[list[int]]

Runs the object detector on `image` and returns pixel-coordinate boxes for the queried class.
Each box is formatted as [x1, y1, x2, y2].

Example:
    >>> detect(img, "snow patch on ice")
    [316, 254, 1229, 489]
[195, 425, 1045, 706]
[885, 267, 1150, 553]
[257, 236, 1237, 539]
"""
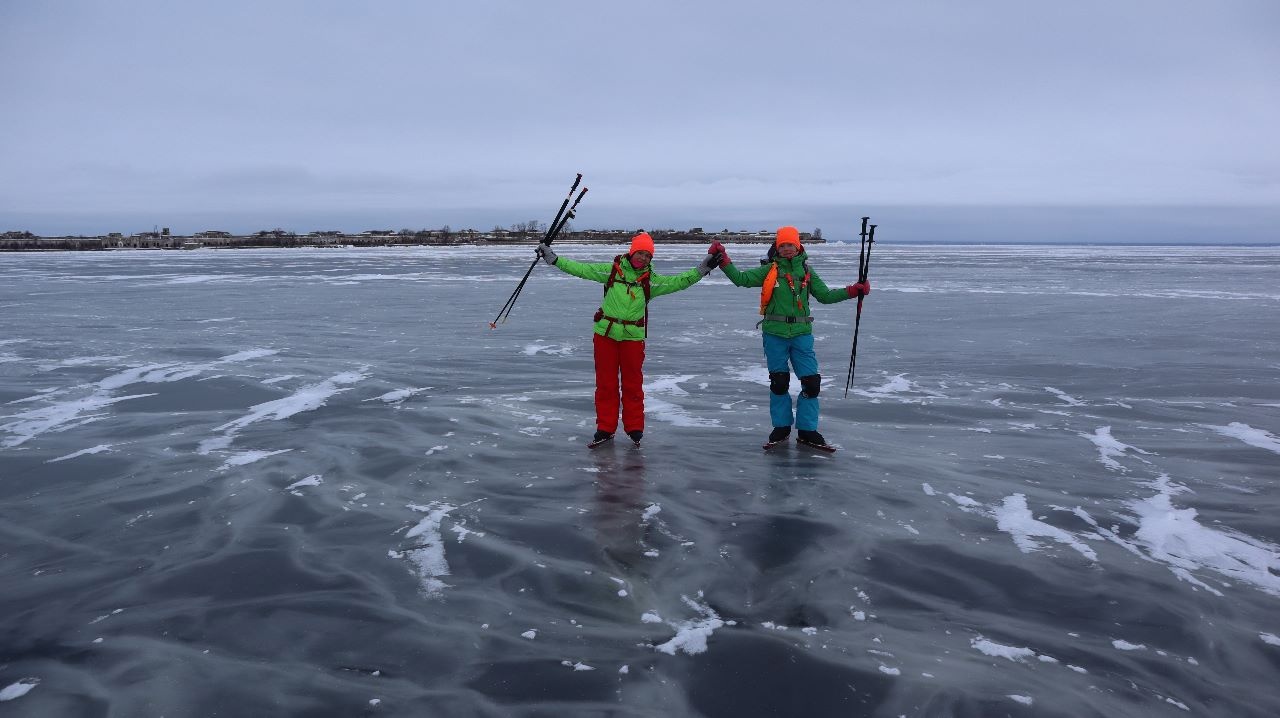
[1203, 422, 1280, 455]
[1112, 639, 1146, 651]
[639, 375, 720, 427]
[1, 392, 156, 448]
[995, 494, 1098, 561]
[642, 397, 720, 428]
[1082, 426, 1149, 472]
[855, 374, 948, 401]
[971, 637, 1037, 662]
[368, 387, 431, 404]
[1045, 387, 1085, 406]
[0, 678, 39, 701]
[655, 594, 724, 656]
[220, 448, 292, 469]
[37, 355, 127, 371]
[451, 523, 484, 542]
[1129, 476, 1280, 597]
[200, 369, 366, 454]
[523, 343, 573, 356]
[400, 502, 457, 597]
[646, 374, 694, 396]
[1260, 633, 1280, 646]
[215, 370, 365, 433]
[98, 349, 278, 390]
[286, 474, 323, 493]
[47, 444, 114, 462]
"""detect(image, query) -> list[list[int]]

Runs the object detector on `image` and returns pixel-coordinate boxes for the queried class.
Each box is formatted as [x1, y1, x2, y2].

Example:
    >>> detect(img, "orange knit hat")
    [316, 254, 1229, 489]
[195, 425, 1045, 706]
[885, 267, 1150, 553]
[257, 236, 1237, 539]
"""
[775, 226, 802, 249]
[629, 232, 655, 255]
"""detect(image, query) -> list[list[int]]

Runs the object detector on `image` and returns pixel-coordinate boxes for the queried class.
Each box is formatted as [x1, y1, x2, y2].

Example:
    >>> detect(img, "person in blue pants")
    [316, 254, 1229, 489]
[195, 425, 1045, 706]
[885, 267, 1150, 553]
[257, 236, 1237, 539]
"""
[711, 227, 869, 446]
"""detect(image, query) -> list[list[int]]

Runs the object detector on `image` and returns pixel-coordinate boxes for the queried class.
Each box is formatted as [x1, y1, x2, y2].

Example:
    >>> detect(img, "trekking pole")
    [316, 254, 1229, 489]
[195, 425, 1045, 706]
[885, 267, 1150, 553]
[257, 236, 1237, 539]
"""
[844, 219, 875, 397]
[489, 175, 587, 328]
[497, 185, 586, 323]
[489, 175, 582, 327]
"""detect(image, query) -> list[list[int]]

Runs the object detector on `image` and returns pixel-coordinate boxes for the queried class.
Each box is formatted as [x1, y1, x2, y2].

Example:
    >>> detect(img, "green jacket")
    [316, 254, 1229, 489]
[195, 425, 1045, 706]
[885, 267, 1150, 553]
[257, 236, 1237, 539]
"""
[721, 252, 852, 338]
[555, 255, 704, 341]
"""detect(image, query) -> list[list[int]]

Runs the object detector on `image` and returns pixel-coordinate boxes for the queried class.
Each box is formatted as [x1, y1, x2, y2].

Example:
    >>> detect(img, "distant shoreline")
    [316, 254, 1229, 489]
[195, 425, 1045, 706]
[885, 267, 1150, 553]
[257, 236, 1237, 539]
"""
[0, 229, 802, 252]
[2, 232, 1274, 252]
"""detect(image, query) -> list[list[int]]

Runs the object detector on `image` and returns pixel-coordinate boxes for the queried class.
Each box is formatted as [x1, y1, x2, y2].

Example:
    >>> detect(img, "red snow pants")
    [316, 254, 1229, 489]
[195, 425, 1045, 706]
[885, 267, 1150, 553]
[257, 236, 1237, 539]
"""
[593, 332, 645, 434]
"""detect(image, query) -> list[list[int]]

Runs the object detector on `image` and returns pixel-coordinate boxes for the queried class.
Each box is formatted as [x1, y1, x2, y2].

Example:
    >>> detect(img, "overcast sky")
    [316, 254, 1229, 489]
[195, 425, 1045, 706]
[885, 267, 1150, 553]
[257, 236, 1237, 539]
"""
[2, 0, 1277, 242]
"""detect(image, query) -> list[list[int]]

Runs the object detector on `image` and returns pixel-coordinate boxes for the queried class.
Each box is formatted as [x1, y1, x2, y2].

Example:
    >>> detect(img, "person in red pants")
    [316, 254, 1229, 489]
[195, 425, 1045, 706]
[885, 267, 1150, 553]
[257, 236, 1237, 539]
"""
[536, 232, 717, 445]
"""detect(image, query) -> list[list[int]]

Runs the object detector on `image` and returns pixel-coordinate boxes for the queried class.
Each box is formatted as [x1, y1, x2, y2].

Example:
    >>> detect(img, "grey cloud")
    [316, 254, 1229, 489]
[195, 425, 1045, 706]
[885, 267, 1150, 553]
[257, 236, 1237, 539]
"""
[2, 0, 1277, 238]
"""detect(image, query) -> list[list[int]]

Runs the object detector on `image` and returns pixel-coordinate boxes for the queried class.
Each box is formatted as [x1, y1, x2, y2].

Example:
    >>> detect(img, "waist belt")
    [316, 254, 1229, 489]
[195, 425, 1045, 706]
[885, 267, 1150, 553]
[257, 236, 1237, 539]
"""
[594, 309, 647, 339]
[761, 314, 813, 324]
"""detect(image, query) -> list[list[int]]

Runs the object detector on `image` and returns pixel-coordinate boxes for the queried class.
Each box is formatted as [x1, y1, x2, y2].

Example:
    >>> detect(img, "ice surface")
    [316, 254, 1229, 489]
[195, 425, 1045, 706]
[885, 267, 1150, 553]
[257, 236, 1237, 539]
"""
[3, 244, 1279, 717]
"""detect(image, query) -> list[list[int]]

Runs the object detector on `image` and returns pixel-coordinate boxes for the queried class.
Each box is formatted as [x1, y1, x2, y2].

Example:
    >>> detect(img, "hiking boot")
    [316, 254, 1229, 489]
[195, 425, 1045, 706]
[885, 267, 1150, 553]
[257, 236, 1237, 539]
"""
[797, 429, 827, 446]
[627, 430, 643, 444]
[768, 426, 791, 443]
[593, 430, 614, 442]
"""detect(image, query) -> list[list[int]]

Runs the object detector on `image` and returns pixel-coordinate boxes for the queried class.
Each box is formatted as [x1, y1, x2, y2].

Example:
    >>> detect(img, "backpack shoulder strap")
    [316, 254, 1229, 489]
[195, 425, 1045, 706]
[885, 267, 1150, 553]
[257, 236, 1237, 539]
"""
[602, 255, 623, 297]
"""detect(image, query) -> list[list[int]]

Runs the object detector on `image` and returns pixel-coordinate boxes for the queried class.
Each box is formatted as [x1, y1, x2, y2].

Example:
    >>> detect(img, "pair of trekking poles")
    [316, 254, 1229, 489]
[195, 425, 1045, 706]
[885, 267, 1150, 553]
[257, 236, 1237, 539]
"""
[491, 175, 876, 397]
[843, 217, 876, 398]
[488, 173, 588, 329]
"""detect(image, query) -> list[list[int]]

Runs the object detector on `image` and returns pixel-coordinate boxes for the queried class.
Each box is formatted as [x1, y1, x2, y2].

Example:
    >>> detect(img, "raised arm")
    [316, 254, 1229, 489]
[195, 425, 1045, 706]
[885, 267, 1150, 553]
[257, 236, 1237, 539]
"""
[810, 268, 871, 304]
[720, 259, 770, 288]
[650, 267, 703, 297]
[549, 254, 613, 283]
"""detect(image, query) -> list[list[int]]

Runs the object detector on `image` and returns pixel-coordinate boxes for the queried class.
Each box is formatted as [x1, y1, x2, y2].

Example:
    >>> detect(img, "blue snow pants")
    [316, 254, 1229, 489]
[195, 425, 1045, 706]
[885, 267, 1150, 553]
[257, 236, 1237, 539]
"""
[763, 332, 820, 431]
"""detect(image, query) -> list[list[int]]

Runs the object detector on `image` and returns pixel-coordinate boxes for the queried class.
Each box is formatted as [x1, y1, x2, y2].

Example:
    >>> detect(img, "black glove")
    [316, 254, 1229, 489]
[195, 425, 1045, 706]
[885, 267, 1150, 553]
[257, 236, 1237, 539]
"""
[535, 243, 558, 266]
[697, 252, 718, 276]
